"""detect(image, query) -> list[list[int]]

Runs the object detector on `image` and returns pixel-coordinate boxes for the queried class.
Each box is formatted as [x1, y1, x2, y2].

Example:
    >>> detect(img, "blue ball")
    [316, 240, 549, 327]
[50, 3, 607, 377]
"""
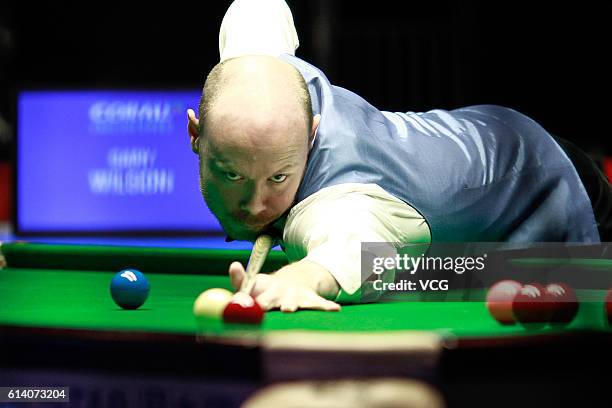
[110, 268, 150, 309]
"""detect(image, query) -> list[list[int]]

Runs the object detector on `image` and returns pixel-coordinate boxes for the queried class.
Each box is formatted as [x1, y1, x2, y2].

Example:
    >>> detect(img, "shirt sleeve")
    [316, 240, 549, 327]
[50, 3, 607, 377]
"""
[218, 0, 300, 62]
[282, 183, 432, 303]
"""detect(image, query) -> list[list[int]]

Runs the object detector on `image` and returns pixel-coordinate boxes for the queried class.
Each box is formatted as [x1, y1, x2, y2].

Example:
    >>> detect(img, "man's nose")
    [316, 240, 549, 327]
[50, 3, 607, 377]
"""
[240, 185, 267, 217]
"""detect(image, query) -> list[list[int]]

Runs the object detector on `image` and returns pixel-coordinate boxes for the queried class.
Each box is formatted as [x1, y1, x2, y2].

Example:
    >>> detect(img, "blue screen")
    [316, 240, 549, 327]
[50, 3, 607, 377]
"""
[17, 90, 223, 233]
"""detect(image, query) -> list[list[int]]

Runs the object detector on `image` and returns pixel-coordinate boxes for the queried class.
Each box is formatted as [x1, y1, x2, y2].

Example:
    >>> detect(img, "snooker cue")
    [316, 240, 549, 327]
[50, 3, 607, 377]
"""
[240, 234, 274, 295]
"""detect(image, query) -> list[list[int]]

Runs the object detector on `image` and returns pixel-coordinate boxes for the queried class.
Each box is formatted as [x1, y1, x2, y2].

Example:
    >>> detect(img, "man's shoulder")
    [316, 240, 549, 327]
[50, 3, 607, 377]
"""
[279, 54, 326, 79]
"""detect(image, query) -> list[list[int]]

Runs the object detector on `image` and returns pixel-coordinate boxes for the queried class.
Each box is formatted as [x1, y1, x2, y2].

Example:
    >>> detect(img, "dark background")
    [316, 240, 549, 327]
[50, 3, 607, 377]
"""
[0, 0, 610, 160]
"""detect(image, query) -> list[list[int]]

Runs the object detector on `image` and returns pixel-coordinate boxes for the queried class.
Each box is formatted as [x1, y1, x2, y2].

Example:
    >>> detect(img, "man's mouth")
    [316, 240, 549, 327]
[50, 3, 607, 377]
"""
[227, 218, 264, 233]
[244, 221, 270, 229]
[231, 213, 273, 229]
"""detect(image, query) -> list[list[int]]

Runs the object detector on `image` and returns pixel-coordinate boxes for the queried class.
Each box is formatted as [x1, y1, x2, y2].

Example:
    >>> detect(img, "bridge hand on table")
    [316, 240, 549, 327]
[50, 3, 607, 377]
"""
[228, 260, 341, 313]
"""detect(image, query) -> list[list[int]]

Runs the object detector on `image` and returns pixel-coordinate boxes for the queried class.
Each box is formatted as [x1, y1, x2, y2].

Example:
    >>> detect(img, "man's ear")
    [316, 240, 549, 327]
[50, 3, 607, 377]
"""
[187, 109, 201, 155]
[190, 135, 200, 155]
[309, 114, 321, 148]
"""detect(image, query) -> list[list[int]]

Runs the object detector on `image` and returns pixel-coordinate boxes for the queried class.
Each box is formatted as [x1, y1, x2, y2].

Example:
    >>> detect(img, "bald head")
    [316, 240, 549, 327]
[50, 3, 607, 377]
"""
[195, 56, 319, 241]
[199, 55, 312, 149]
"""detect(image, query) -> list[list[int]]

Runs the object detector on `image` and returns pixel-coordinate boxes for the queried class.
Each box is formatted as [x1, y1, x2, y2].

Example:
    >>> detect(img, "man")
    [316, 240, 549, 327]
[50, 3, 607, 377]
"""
[187, 0, 612, 312]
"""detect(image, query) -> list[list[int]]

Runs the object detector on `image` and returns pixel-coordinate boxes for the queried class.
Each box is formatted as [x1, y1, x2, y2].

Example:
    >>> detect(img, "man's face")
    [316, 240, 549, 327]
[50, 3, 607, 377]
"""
[199, 116, 310, 241]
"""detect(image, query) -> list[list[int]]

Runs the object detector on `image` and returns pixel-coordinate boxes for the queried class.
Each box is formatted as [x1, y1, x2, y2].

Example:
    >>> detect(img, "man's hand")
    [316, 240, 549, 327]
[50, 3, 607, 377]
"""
[229, 259, 341, 312]
[187, 109, 200, 154]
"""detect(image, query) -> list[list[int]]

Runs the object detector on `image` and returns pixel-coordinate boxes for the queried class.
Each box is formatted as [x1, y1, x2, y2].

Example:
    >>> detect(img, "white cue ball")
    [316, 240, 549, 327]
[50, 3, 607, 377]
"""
[193, 288, 234, 319]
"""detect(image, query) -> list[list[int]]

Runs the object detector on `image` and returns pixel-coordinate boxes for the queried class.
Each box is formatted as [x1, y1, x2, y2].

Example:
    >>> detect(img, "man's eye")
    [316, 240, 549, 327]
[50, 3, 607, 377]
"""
[270, 174, 287, 183]
[224, 172, 242, 181]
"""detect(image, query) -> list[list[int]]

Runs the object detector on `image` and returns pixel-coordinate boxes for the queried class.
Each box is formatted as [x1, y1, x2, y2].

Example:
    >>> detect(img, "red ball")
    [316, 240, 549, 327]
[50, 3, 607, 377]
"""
[544, 283, 579, 324]
[512, 283, 552, 323]
[486, 280, 523, 324]
[605, 288, 612, 325]
[222, 292, 264, 324]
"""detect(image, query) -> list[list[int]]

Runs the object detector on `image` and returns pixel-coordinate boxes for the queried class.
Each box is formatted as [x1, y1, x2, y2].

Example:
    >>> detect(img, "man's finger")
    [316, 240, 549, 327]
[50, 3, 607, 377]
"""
[279, 288, 299, 313]
[257, 287, 341, 312]
[280, 301, 299, 313]
[229, 263, 273, 299]
[228, 261, 245, 290]
[301, 292, 342, 311]
[255, 289, 280, 311]
[320, 299, 342, 311]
